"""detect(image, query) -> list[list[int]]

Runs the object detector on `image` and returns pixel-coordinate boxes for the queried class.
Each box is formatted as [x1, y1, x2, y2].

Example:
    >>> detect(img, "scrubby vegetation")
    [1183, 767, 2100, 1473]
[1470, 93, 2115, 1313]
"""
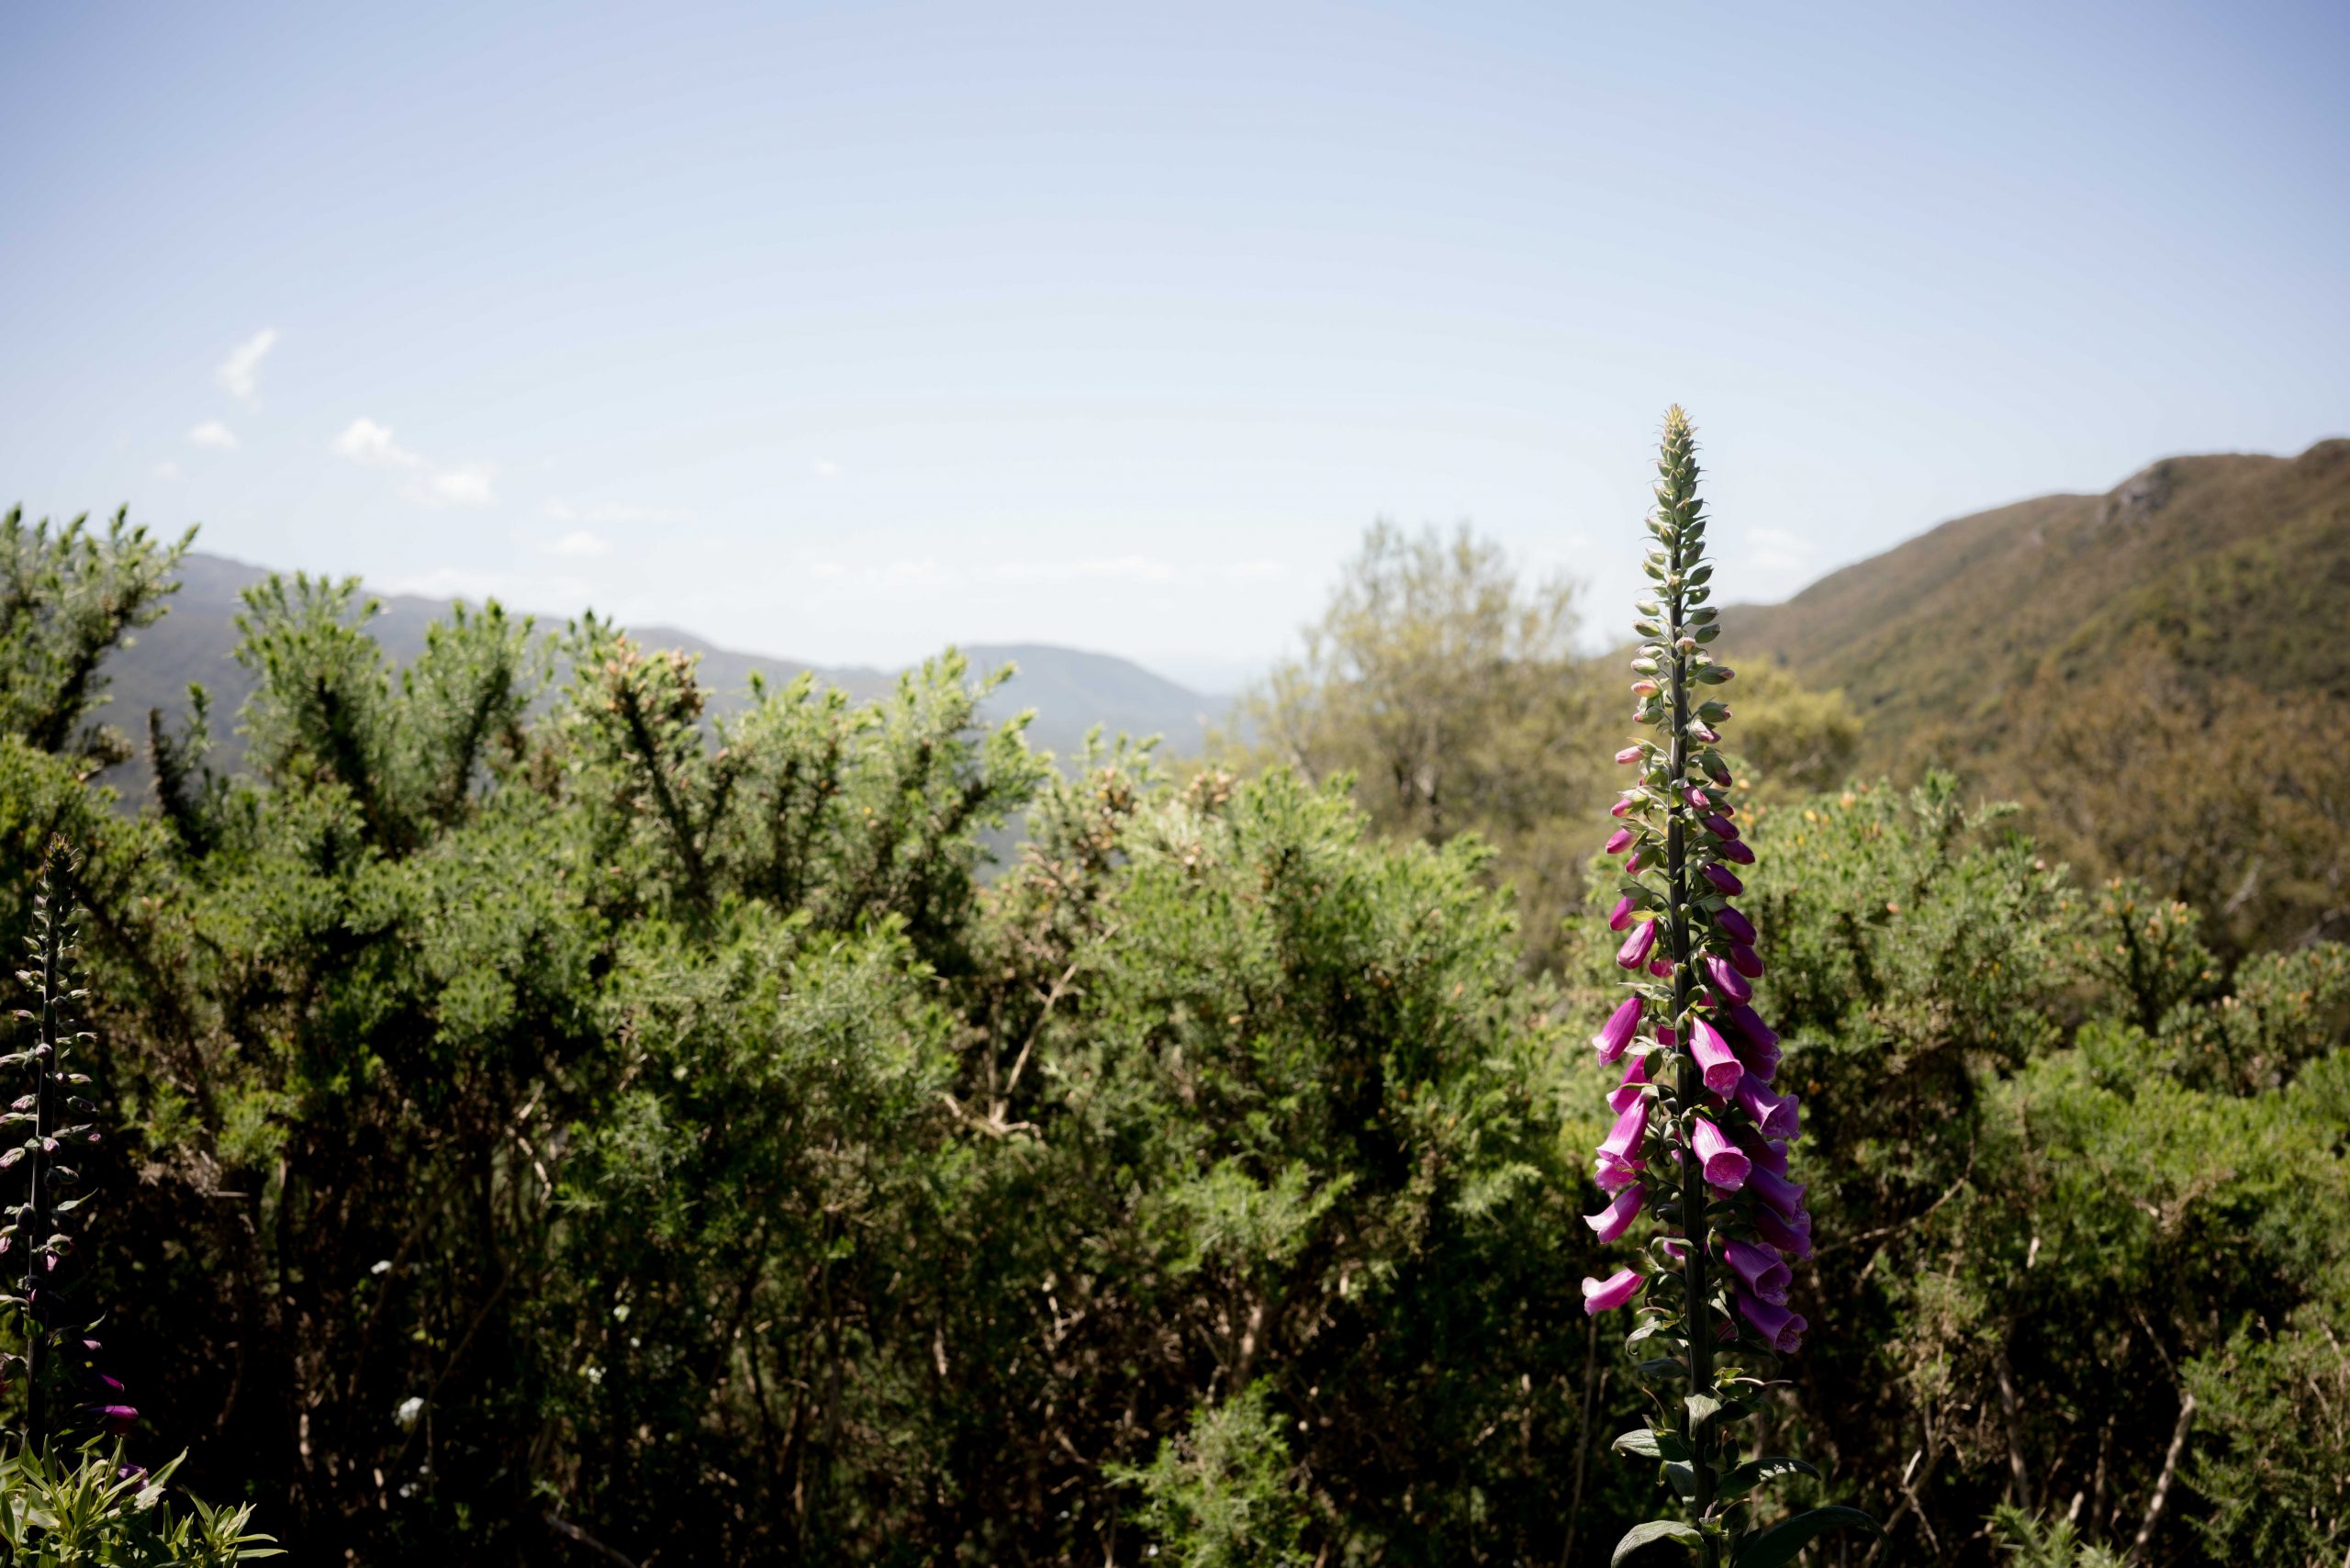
[0, 452, 2341, 1563]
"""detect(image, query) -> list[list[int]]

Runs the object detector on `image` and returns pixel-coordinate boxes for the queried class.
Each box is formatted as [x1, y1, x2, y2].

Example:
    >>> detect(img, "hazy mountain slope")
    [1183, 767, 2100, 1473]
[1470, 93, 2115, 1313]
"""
[95, 553, 1223, 791]
[1720, 438, 2350, 767]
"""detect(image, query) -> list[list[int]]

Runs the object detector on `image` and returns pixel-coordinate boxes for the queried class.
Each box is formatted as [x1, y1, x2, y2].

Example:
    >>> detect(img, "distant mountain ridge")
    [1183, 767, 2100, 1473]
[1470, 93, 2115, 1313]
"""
[1719, 438, 2350, 768]
[99, 552, 1228, 790]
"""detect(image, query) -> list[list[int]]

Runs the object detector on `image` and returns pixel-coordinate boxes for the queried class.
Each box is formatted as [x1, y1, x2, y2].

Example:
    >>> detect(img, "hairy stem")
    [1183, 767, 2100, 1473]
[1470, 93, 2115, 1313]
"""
[1665, 451, 1718, 1562]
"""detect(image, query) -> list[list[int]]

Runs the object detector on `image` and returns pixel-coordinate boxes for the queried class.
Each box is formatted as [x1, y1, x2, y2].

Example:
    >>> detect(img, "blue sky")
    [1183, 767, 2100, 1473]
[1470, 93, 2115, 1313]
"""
[3, 1, 2344, 690]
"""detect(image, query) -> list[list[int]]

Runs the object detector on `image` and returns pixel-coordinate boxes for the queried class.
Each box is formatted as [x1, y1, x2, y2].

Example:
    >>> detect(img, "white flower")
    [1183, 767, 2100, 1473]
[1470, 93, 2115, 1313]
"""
[395, 1395, 425, 1429]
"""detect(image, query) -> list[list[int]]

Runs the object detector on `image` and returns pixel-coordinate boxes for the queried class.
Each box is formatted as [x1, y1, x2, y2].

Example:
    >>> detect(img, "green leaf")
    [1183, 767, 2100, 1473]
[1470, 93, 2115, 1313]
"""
[1732, 1506, 1884, 1568]
[1613, 1428, 1691, 1462]
[1683, 1392, 1722, 1431]
[1613, 1518, 1703, 1564]
[1631, 1357, 1687, 1382]
[1718, 1455, 1819, 1500]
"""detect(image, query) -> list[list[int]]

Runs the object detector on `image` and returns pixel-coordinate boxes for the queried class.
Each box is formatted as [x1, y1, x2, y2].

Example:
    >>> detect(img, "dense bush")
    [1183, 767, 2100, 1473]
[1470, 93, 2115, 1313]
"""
[0, 512, 2339, 1564]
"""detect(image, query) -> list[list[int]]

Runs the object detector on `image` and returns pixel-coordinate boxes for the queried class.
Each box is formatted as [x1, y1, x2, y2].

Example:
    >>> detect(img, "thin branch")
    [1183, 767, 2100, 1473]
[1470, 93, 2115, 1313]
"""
[2131, 1392, 2196, 1558]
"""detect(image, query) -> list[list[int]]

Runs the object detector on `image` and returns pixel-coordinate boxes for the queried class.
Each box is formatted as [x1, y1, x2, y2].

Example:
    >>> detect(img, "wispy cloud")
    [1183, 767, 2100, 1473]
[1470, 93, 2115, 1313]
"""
[332, 417, 496, 508]
[187, 420, 239, 451]
[217, 329, 278, 401]
[333, 417, 420, 468]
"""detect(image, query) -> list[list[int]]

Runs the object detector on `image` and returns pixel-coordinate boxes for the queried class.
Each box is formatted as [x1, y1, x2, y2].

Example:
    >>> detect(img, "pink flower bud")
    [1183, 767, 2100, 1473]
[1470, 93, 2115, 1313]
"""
[1734, 1073, 1798, 1140]
[1690, 1018, 1744, 1095]
[1581, 1268, 1644, 1315]
[1748, 1164, 1807, 1220]
[1706, 956, 1752, 1004]
[1615, 745, 1645, 766]
[1722, 1237, 1791, 1304]
[1616, 920, 1658, 970]
[1735, 1292, 1806, 1352]
[1608, 895, 1639, 932]
[1752, 1205, 1813, 1260]
[1605, 826, 1634, 856]
[1647, 957, 1672, 978]
[1607, 1055, 1651, 1114]
[1610, 796, 1634, 819]
[1597, 1100, 1649, 1167]
[1693, 1116, 1750, 1192]
[1584, 1184, 1645, 1243]
[1592, 996, 1643, 1062]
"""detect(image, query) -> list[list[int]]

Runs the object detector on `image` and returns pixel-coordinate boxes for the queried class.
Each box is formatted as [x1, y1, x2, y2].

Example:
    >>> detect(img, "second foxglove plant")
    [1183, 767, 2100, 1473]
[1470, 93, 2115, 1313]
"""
[1582, 409, 1877, 1567]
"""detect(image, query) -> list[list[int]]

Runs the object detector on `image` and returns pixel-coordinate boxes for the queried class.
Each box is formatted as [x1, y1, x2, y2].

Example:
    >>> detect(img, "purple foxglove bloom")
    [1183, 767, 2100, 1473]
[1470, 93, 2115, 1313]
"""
[1718, 839, 1755, 866]
[1684, 787, 1713, 811]
[1734, 1073, 1798, 1140]
[1690, 722, 1719, 744]
[1627, 851, 1645, 874]
[1584, 1184, 1645, 1242]
[1705, 756, 1733, 786]
[1605, 826, 1634, 856]
[1657, 1236, 1689, 1264]
[1752, 1204, 1813, 1260]
[1608, 894, 1639, 932]
[1616, 919, 1658, 970]
[1703, 812, 1740, 842]
[1706, 956, 1753, 1004]
[93, 1405, 138, 1434]
[1733, 1128, 1789, 1173]
[1615, 745, 1644, 765]
[1608, 1055, 1651, 1114]
[1748, 1163, 1807, 1220]
[1692, 1116, 1751, 1192]
[1727, 1003, 1778, 1051]
[1722, 1237, 1791, 1304]
[1592, 996, 1643, 1061]
[1597, 1100, 1650, 1167]
[1703, 863, 1744, 896]
[1716, 907, 1757, 945]
[1610, 796, 1634, 819]
[1648, 957, 1672, 978]
[1581, 1268, 1644, 1315]
[1690, 1018, 1744, 1095]
[1735, 1292, 1807, 1352]
[1729, 943, 1765, 980]
[1654, 1026, 1677, 1047]
[1594, 1155, 1640, 1193]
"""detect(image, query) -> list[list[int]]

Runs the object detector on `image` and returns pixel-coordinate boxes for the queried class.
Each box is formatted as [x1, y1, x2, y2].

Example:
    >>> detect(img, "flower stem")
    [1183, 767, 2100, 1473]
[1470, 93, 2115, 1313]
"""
[1663, 425, 1718, 1564]
[25, 858, 58, 1453]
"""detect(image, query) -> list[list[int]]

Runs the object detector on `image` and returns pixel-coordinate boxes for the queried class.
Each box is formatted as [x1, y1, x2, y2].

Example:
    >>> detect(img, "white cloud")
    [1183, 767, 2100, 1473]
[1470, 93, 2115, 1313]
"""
[217, 329, 278, 400]
[551, 530, 610, 557]
[187, 420, 238, 451]
[811, 459, 841, 479]
[154, 461, 182, 481]
[333, 417, 422, 469]
[333, 417, 494, 508]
